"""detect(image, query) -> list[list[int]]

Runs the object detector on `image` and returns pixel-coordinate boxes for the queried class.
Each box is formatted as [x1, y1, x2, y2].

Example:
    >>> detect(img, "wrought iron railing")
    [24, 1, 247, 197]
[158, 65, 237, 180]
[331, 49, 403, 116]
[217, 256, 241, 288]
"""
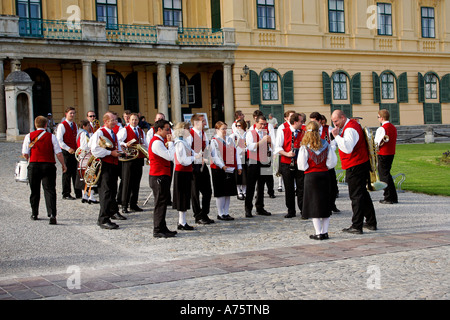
[106, 24, 157, 44]
[177, 27, 224, 46]
[19, 18, 82, 40]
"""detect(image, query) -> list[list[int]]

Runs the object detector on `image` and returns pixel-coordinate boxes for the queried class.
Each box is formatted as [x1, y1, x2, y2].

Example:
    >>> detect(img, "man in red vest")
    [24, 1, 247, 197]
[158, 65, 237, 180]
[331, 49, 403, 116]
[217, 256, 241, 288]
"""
[22, 116, 67, 224]
[331, 110, 377, 234]
[91, 112, 123, 230]
[274, 113, 305, 218]
[375, 109, 398, 204]
[56, 106, 82, 200]
[149, 119, 177, 238]
[117, 113, 148, 213]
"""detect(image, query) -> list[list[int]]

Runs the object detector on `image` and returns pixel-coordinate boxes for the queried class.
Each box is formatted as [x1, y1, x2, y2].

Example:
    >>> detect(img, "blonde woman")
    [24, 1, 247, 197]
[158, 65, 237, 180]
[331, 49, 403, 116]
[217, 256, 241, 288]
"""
[210, 121, 242, 221]
[298, 121, 337, 240]
[172, 122, 198, 231]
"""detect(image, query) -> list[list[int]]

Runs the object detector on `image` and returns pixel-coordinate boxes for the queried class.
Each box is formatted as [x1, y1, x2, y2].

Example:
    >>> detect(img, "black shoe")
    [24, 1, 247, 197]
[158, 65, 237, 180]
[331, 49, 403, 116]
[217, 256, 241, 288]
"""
[342, 226, 363, 234]
[363, 223, 378, 231]
[321, 233, 329, 240]
[121, 206, 130, 214]
[81, 198, 89, 204]
[63, 195, 76, 200]
[284, 213, 296, 218]
[196, 218, 212, 225]
[205, 217, 215, 224]
[30, 215, 39, 221]
[257, 210, 271, 216]
[309, 234, 324, 240]
[301, 216, 309, 220]
[269, 194, 276, 198]
[130, 205, 143, 212]
[49, 216, 57, 225]
[332, 206, 341, 213]
[75, 195, 82, 199]
[88, 199, 99, 204]
[99, 221, 119, 229]
[237, 193, 245, 200]
[111, 213, 127, 220]
[245, 212, 253, 218]
[278, 187, 283, 192]
[177, 223, 194, 231]
[153, 232, 176, 238]
[379, 200, 394, 204]
[217, 215, 234, 221]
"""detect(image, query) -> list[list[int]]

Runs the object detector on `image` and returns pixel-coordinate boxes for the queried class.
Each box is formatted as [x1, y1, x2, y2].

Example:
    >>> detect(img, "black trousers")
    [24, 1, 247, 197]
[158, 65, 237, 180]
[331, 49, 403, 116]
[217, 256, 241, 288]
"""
[62, 150, 82, 198]
[378, 155, 398, 203]
[97, 162, 120, 224]
[149, 175, 171, 233]
[328, 168, 339, 209]
[121, 158, 144, 207]
[279, 163, 304, 215]
[245, 163, 268, 213]
[28, 162, 57, 218]
[346, 161, 377, 230]
[191, 164, 212, 220]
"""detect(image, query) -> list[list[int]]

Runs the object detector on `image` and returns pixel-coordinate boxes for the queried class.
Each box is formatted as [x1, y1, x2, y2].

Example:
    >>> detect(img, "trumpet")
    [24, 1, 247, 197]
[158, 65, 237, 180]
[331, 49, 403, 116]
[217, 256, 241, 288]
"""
[119, 139, 149, 161]
[378, 135, 390, 149]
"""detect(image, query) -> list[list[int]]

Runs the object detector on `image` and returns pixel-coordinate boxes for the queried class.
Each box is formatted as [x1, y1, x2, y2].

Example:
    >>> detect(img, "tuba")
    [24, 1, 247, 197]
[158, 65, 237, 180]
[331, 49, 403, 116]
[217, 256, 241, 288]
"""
[83, 136, 114, 187]
[363, 127, 388, 191]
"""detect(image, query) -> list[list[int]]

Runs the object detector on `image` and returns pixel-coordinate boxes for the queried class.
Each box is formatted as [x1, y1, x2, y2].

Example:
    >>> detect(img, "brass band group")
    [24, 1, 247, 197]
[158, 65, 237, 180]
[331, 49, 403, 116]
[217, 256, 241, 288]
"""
[21, 106, 398, 240]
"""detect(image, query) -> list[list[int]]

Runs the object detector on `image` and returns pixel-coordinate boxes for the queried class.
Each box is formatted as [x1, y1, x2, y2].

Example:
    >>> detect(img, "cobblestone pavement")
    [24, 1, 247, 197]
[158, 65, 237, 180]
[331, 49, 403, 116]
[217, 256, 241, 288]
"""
[0, 141, 449, 303]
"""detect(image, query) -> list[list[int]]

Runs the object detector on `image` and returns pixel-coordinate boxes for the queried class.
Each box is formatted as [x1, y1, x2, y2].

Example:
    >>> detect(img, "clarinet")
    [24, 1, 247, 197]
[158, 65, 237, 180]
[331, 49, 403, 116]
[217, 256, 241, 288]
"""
[289, 131, 299, 171]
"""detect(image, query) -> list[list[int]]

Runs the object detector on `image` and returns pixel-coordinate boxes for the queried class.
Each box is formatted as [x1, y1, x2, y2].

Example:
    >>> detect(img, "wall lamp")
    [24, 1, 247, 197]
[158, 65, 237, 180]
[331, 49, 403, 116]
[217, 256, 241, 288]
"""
[240, 65, 250, 80]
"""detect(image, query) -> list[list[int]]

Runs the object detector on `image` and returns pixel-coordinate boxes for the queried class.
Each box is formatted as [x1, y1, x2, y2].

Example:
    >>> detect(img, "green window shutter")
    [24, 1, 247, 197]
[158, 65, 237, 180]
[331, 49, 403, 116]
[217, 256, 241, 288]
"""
[423, 103, 442, 124]
[211, 0, 221, 31]
[418, 73, 425, 103]
[322, 72, 332, 105]
[381, 103, 400, 125]
[282, 70, 294, 105]
[372, 72, 381, 103]
[249, 70, 261, 105]
[398, 72, 408, 103]
[351, 72, 361, 105]
[440, 74, 450, 103]
[331, 104, 353, 118]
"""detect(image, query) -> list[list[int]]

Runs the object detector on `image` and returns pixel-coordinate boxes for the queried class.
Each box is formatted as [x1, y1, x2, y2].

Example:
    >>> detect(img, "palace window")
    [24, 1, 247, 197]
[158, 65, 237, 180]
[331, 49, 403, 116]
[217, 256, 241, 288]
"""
[163, 0, 183, 27]
[425, 74, 438, 100]
[107, 74, 121, 105]
[381, 73, 395, 99]
[328, 0, 345, 33]
[96, 0, 118, 30]
[333, 72, 348, 100]
[262, 70, 279, 101]
[17, 0, 42, 36]
[421, 7, 435, 38]
[257, 0, 275, 29]
[377, 3, 392, 36]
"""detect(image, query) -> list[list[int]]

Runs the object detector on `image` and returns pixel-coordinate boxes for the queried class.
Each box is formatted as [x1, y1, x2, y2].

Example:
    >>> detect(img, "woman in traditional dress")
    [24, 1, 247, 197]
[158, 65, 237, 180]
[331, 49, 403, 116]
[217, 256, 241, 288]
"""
[229, 119, 248, 200]
[297, 121, 337, 240]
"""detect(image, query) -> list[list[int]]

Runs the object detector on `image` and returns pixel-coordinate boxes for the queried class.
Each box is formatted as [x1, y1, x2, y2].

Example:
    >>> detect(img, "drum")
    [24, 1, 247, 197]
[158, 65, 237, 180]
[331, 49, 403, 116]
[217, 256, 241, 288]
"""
[15, 160, 29, 183]
[77, 151, 92, 180]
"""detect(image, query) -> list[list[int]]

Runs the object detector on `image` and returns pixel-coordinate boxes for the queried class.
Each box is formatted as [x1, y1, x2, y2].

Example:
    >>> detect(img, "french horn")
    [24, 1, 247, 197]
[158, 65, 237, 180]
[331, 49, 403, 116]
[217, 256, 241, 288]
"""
[363, 127, 388, 191]
[119, 139, 149, 161]
[83, 135, 114, 187]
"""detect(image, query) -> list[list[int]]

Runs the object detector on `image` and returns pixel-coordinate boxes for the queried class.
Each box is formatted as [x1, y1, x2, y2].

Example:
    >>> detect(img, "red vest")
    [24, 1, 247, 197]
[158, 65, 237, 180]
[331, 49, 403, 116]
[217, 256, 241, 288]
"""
[321, 125, 330, 142]
[339, 120, 369, 170]
[29, 130, 55, 163]
[280, 127, 304, 165]
[174, 141, 193, 173]
[305, 146, 329, 174]
[149, 136, 171, 176]
[210, 137, 237, 170]
[100, 128, 119, 165]
[378, 122, 397, 156]
[125, 126, 146, 159]
[190, 129, 207, 154]
[62, 121, 77, 150]
[113, 124, 121, 135]
[247, 129, 269, 164]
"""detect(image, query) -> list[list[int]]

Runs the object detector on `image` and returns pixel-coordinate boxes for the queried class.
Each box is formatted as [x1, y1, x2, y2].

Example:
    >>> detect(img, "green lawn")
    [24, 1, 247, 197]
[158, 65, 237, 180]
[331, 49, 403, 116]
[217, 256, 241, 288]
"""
[336, 143, 450, 197]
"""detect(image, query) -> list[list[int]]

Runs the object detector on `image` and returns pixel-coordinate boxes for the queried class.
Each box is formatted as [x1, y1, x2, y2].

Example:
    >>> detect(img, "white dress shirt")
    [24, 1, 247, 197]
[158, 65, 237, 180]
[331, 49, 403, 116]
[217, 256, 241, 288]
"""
[56, 120, 77, 151]
[151, 134, 174, 162]
[274, 124, 299, 155]
[76, 129, 92, 151]
[333, 119, 360, 154]
[174, 138, 195, 167]
[374, 120, 389, 147]
[118, 125, 149, 149]
[210, 135, 242, 169]
[90, 127, 122, 159]
[22, 128, 62, 156]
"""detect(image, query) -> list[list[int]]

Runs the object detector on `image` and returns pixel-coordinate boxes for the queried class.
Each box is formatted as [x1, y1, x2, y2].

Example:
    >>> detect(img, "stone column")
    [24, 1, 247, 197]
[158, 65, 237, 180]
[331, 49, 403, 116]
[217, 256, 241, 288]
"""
[82, 60, 95, 118]
[97, 60, 108, 117]
[170, 62, 182, 124]
[223, 62, 235, 125]
[0, 58, 6, 138]
[157, 62, 169, 118]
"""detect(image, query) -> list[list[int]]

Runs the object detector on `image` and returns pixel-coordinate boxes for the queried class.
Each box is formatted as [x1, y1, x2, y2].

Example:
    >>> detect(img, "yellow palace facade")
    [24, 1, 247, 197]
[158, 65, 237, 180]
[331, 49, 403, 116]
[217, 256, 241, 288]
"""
[1, 0, 449, 140]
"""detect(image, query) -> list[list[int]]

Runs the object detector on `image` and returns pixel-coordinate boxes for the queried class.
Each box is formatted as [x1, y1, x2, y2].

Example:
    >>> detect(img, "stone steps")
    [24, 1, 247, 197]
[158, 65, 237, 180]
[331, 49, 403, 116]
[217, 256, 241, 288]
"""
[367, 124, 450, 144]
